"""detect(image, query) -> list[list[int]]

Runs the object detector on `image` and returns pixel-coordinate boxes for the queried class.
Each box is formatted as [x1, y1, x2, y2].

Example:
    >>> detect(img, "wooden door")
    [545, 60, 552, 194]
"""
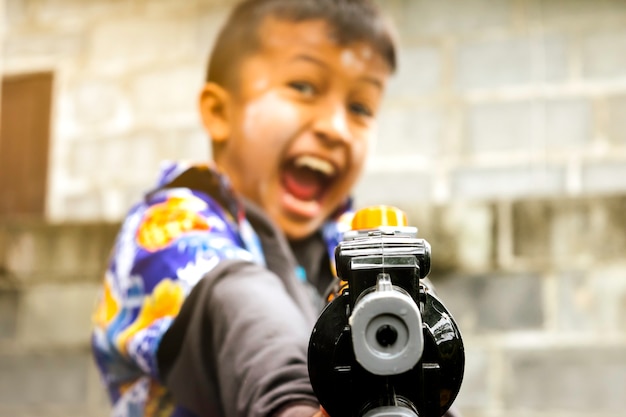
[0, 72, 53, 219]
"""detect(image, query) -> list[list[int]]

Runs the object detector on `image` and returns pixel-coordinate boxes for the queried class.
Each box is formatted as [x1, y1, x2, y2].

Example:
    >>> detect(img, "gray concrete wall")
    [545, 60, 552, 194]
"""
[2, 0, 626, 416]
[0, 222, 118, 417]
[4, 0, 230, 221]
[418, 196, 626, 417]
[358, 0, 626, 205]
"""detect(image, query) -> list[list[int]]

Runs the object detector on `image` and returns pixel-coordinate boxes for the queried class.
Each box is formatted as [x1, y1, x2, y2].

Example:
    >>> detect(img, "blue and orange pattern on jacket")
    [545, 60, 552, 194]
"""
[91, 162, 352, 417]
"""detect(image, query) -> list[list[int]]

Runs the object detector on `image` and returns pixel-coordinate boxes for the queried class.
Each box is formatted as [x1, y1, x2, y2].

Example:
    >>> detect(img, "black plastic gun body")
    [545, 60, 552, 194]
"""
[308, 207, 465, 417]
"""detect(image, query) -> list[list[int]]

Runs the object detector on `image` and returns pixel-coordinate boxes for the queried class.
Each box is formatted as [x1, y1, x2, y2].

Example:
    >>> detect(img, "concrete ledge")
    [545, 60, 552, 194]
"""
[0, 221, 119, 285]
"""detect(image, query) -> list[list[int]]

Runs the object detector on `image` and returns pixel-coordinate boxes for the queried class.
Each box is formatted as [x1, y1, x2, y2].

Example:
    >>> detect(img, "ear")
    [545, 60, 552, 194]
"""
[199, 82, 231, 144]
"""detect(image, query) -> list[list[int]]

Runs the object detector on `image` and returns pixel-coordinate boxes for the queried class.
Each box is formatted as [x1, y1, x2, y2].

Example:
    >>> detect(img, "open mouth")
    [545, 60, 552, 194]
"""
[281, 155, 337, 204]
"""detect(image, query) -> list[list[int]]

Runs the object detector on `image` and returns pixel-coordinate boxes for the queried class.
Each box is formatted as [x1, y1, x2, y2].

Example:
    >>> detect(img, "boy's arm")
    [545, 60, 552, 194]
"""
[158, 259, 321, 417]
[92, 189, 272, 402]
[277, 405, 324, 417]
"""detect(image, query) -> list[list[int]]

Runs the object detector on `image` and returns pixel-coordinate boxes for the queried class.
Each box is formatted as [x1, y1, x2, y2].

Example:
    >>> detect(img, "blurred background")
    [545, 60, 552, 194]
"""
[1, 0, 625, 416]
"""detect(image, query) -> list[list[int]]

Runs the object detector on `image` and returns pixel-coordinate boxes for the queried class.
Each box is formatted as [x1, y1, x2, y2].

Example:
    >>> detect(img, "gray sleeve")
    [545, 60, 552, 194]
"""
[158, 259, 319, 417]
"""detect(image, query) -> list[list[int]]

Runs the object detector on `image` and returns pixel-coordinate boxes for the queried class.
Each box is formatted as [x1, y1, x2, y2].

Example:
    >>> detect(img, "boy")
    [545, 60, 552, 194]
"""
[92, 1, 460, 416]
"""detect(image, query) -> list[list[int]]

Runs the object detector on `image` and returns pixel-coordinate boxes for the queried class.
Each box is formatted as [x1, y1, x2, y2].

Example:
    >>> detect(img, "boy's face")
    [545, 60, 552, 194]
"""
[202, 17, 391, 240]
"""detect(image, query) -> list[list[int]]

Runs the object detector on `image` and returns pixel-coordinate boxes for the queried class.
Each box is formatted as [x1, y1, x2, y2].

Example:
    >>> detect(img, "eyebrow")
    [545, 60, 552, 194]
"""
[291, 54, 384, 90]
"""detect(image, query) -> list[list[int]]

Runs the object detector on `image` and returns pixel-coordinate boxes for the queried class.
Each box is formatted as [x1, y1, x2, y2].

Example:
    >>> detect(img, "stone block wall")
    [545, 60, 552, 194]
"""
[411, 196, 626, 417]
[357, 0, 626, 205]
[0, 221, 118, 417]
[2, 0, 626, 416]
[4, 0, 229, 221]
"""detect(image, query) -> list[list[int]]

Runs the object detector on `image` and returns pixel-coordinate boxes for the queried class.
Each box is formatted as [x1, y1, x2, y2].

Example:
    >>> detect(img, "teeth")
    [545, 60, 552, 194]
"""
[294, 155, 336, 176]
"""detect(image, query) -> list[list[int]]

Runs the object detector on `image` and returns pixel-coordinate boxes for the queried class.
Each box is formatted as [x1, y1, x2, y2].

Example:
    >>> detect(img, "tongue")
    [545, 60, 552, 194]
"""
[282, 165, 325, 201]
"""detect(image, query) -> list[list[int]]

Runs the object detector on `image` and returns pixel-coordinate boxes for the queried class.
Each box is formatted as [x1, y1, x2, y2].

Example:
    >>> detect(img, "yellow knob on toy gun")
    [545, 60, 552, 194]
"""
[351, 205, 408, 230]
[327, 206, 409, 303]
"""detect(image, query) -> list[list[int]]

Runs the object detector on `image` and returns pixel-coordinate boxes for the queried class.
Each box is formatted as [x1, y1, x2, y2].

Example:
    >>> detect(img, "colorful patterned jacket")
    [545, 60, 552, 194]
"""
[91, 162, 352, 417]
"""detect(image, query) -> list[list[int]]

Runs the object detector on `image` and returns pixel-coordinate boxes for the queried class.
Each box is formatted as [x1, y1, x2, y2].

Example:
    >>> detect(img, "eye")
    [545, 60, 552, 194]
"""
[288, 81, 317, 96]
[349, 102, 373, 118]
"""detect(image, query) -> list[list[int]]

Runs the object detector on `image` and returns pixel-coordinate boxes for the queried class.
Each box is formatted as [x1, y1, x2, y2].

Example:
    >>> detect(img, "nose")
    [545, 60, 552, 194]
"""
[313, 103, 351, 145]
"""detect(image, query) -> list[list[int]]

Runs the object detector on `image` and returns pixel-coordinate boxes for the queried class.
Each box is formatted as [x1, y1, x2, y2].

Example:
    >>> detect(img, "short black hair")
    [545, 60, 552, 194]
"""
[207, 0, 397, 89]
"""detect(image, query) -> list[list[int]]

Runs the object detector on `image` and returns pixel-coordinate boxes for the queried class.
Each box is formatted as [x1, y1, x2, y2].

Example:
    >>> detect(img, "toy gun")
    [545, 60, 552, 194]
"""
[308, 206, 464, 417]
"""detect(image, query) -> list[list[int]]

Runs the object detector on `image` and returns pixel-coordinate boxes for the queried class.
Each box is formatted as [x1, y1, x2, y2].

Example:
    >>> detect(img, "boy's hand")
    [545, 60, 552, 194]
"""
[311, 409, 329, 417]
[317, 406, 331, 417]
[276, 404, 329, 417]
